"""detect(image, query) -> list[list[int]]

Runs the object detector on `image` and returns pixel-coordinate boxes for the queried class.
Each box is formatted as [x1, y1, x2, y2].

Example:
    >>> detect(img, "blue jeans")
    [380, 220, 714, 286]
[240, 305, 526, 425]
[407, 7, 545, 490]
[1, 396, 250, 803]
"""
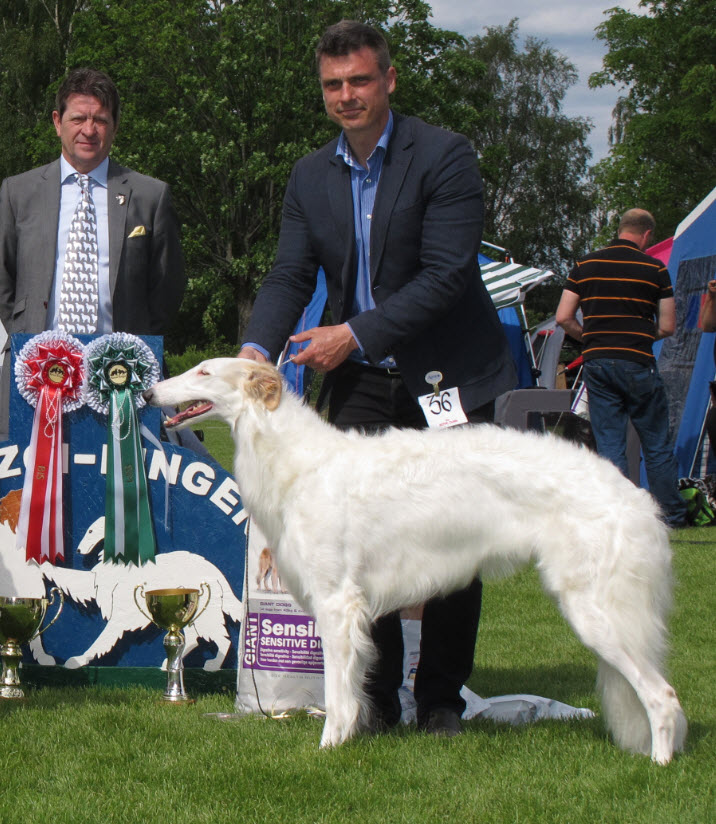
[584, 358, 687, 527]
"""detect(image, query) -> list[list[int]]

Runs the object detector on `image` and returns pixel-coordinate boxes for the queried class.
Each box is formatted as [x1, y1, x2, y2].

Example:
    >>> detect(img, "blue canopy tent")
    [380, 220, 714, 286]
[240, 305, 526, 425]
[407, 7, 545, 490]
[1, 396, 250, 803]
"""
[656, 186, 716, 478]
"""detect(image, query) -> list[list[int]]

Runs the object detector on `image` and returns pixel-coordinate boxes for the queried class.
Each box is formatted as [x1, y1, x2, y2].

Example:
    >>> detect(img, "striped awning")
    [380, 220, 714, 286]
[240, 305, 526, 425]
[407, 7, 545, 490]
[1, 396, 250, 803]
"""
[480, 257, 556, 310]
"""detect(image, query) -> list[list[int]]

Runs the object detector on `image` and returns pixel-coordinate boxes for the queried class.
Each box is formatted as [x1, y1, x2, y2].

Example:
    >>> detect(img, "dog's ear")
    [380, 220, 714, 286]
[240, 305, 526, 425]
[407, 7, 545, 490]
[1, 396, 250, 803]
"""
[245, 365, 282, 411]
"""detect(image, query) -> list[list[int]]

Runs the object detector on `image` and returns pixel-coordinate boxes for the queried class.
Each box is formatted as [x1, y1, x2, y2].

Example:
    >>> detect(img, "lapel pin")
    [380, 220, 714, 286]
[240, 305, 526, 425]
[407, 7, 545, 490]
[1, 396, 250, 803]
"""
[116, 195, 126, 206]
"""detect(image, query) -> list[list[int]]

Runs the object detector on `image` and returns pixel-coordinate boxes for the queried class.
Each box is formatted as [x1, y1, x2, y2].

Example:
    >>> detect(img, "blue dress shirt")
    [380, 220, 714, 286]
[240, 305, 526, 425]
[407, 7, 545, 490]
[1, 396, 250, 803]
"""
[337, 111, 396, 367]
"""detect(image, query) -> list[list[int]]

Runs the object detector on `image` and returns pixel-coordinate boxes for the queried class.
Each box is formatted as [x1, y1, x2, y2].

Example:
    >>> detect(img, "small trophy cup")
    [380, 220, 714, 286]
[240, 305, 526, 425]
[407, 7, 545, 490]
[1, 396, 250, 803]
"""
[134, 584, 210, 703]
[0, 588, 64, 700]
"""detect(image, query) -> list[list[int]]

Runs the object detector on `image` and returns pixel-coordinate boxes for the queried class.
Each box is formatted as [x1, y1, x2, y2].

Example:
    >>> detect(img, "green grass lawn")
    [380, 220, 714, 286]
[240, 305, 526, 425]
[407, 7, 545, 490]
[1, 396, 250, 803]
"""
[1, 423, 713, 824]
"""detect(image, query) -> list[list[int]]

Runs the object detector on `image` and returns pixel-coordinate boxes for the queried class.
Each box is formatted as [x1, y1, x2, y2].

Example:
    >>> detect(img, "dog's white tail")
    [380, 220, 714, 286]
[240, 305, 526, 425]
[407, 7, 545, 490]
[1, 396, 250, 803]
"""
[558, 503, 686, 763]
[597, 656, 687, 763]
[598, 662, 649, 755]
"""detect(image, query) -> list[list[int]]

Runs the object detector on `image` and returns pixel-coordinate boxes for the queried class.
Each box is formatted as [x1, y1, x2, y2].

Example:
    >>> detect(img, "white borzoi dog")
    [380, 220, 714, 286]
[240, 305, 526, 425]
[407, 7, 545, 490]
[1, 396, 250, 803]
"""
[144, 359, 687, 763]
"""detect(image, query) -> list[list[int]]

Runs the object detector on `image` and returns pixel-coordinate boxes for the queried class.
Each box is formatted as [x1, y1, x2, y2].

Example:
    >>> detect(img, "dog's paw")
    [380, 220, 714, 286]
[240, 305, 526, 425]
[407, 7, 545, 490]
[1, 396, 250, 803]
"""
[651, 749, 673, 766]
[319, 722, 354, 749]
[319, 725, 339, 748]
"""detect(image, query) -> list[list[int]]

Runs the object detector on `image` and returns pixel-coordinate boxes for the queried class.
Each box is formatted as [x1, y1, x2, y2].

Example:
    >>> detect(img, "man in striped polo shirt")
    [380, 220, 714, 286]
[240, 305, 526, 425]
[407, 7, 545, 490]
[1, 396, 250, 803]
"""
[556, 208, 687, 528]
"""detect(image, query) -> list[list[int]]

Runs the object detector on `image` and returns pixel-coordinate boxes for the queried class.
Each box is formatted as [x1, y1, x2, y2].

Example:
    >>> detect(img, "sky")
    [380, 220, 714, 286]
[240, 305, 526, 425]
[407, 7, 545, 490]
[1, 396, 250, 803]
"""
[427, 0, 645, 162]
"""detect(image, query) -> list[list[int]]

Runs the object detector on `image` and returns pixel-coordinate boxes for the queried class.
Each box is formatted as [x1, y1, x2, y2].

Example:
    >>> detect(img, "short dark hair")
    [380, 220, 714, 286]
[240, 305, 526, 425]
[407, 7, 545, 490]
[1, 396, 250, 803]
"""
[315, 20, 392, 74]
[55, 68, 121, 126]
[618, 208, 656, 236]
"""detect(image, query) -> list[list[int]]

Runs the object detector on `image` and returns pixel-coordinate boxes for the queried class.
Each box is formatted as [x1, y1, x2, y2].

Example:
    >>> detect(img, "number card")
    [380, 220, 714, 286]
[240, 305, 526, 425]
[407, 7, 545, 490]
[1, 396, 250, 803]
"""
[418, 387, 468, 429]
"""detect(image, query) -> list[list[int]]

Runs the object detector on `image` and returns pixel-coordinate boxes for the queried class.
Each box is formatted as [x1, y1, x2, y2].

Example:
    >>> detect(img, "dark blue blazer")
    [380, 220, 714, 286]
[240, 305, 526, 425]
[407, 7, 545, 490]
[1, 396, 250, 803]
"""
[243, 113, 516, 411]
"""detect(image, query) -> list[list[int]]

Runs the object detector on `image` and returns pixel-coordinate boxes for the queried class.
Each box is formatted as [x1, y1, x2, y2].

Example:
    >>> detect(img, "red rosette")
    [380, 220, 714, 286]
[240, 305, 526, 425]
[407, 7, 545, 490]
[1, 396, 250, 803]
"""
[14, 332, 85, 564]
[15, 332, 85, 412]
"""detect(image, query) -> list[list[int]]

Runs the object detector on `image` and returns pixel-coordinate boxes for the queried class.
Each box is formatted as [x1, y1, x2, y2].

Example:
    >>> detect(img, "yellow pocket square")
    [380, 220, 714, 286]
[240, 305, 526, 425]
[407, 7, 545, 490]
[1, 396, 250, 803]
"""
[128, 225, 147, 238]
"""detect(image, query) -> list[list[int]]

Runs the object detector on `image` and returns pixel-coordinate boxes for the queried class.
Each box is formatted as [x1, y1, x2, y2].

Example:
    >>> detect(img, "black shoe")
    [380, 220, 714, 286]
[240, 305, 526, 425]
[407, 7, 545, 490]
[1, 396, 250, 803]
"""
[418, 708, 462, 737]
[368, 715, 399, 735]
[367, 706, 401, 734]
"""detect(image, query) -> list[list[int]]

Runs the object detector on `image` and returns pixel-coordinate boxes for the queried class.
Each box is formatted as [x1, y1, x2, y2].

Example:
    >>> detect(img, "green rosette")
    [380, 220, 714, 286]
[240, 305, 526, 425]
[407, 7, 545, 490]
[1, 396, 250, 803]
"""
[84, 334, 160, 566]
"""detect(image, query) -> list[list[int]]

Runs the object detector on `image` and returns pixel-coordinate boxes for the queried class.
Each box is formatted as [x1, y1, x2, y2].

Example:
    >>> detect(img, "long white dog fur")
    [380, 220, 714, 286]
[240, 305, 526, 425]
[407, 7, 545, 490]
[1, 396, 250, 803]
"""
[144, 358, 687, 763]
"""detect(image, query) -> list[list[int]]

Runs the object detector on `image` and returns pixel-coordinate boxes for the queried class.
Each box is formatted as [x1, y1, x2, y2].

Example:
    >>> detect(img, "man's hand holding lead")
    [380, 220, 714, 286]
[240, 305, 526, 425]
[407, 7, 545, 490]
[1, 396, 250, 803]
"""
[289, 324, 358, 372]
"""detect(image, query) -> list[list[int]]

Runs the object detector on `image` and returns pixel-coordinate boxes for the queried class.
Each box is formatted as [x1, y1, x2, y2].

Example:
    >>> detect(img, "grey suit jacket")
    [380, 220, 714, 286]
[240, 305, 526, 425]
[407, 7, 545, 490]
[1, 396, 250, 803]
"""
[243, 113, 516, 412]
[0, 157, 185, 433]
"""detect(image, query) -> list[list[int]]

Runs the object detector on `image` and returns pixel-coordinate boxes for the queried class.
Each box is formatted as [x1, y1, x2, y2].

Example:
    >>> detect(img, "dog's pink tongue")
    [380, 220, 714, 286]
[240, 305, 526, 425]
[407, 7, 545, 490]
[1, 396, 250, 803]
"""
[189, 402, 213, 417]
[165, 402, 212, 428]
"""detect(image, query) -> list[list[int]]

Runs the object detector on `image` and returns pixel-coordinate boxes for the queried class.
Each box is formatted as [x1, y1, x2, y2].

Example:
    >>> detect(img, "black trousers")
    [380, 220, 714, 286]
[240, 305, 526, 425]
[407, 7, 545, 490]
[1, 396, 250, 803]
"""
[328, 362, 492, 726]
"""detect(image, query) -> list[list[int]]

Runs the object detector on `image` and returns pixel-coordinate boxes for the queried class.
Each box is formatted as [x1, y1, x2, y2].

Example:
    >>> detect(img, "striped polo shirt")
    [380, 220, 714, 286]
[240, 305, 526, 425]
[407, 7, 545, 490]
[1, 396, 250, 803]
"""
[565, 239, 674, 364]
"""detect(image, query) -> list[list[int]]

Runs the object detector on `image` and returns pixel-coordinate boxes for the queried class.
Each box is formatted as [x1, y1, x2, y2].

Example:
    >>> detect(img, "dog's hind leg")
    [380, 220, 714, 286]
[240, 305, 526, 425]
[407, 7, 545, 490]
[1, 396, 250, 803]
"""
[559, 592, 686, 764]
[315, 587, 376, 748]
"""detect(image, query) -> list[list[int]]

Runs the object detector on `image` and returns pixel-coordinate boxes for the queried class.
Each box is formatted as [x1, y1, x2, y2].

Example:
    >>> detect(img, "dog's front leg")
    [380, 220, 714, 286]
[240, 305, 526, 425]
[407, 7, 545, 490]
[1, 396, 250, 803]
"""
[318, 631, 361, 748]
[316, 593, 375, 748]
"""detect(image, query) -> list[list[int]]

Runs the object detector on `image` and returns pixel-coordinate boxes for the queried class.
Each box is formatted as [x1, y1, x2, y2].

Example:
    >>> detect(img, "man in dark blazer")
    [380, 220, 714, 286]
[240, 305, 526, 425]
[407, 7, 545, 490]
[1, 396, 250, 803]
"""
[240, 21, 516, 736]
[0, 68, 184, 436]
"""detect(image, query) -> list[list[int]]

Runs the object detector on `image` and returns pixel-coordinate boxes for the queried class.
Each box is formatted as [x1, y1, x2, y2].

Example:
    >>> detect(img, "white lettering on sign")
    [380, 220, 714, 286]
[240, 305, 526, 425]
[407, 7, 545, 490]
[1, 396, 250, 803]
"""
[232, 507, 248, 526]
[148, 450, 182, 484]
[260, 618, 319, 638]
[243, 613, 259, 666]
[0, 445, 21, 479]
[182, 461, 216, 495]
[209, 476, 241, 516]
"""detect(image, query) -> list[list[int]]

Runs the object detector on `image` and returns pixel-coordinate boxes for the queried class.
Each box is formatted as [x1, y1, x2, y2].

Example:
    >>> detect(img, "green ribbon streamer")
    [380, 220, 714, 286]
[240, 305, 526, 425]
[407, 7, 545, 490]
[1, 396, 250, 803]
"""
[104, 386, 156, 566]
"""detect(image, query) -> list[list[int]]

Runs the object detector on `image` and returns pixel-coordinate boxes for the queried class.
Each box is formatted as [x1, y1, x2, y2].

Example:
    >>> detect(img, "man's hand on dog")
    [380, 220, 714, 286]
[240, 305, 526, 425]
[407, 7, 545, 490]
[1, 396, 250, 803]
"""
[289, 324, 358, 372]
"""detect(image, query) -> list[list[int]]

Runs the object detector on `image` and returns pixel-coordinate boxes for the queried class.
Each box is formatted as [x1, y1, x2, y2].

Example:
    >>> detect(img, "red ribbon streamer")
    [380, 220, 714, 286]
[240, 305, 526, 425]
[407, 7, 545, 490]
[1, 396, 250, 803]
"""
[15, 337, 84, 565]
[23, 385, 64, 563]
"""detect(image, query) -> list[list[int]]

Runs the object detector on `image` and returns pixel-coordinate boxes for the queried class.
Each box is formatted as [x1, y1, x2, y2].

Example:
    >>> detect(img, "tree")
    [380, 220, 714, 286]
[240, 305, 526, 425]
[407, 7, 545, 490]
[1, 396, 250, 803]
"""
[590, 0, 716, 241]
[0, 0, 88, 180]
[440, 20, 595, 279]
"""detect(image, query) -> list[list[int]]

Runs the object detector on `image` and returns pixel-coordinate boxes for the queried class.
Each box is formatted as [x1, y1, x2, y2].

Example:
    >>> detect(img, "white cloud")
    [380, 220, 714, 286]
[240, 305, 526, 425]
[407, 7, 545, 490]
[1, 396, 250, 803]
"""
[429, 1, 643, 37]
[511, 5, 631, 36]
[427, 1, 645, 161]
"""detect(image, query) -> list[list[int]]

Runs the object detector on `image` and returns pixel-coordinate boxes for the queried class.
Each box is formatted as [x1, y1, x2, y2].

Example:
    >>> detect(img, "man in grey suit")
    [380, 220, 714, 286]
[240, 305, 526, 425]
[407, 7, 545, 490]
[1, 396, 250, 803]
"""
[240, 21, 516, 737]
[0, 68, 185, 435]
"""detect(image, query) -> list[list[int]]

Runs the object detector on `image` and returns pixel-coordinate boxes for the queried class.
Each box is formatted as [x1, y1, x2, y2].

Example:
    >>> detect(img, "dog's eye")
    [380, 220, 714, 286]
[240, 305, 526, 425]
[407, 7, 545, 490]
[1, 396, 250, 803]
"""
[197, 368, 210, 376]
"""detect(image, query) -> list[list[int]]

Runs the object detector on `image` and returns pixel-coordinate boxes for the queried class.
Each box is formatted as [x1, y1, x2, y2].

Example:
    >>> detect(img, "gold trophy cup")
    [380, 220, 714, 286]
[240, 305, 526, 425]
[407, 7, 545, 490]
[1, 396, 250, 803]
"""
[0, 588, 64, 699]
[134, 584, 210, 703]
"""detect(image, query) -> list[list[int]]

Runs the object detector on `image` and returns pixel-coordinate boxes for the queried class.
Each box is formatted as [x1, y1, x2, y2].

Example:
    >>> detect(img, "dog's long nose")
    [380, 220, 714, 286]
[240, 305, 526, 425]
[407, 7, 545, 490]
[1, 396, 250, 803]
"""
[142, 387, 155, 404]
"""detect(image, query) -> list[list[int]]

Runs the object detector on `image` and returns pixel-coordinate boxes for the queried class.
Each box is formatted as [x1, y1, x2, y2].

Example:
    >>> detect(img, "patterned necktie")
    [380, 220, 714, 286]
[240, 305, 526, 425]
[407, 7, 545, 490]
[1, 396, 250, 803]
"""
[57, 173, 99, 333]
